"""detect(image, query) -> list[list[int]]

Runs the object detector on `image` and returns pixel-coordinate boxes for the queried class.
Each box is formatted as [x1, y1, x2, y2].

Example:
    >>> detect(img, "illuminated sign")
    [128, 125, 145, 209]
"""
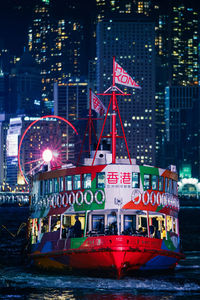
[6, 134, 18, 157]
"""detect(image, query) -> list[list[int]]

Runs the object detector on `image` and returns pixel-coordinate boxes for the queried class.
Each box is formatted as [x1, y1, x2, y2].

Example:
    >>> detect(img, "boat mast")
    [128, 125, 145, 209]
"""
[112, 56, 117, 164]
[92, 56, 132, 165]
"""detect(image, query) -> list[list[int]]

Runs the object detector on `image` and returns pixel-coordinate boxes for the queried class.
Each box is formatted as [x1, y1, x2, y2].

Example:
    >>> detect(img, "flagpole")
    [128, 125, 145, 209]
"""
[89, 88, 92, 156]
[112, 56, 116, 163]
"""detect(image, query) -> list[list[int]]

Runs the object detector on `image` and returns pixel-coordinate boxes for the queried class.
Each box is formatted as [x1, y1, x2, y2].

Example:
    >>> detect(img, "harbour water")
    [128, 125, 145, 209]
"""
[0, 206, 200, 299]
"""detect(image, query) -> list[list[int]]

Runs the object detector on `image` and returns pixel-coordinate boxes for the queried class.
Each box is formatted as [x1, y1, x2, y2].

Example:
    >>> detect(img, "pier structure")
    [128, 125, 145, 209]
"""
[0, 192, 29, 206]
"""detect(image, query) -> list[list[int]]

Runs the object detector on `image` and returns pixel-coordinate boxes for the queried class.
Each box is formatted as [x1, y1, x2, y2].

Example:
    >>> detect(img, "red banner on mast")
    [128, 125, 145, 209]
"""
[91, 91, 106, 116]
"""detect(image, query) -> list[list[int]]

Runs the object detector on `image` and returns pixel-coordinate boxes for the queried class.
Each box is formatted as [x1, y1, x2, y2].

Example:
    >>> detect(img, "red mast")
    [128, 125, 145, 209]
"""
[92, 56, 132, 165]
[112, 56, 117, 164]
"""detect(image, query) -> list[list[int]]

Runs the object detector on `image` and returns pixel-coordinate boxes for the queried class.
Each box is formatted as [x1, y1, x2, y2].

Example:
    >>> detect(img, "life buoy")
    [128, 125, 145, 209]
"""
[76, 191, 84, 205]
[84, 190, 93, 205]
[61, 193, 68, 207]
[68, 191, 76, 205]
[156, 192, 162, 206]
[142, 191, 149, 205]
[162, 193, 168, 206]
[94, 190, 105, 205]
[52, 193, 57, 208]
[149, 191, 156, 206]
[131, 189, 141, 205]
[56, 194, 61, 207]
[168, 194, 172, 207]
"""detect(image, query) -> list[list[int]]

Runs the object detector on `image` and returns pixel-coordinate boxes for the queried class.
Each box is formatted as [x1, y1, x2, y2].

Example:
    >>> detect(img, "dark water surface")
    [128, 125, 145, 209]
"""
[0, 251, 200, 300]
[0, 206, 200, 299]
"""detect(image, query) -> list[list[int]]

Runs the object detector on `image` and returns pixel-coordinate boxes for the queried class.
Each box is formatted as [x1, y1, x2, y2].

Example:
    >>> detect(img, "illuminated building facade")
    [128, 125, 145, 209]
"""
[28, 0, 51, 105]
[95, 0, 153, 21]
[54, 79, 88, 122]
[96, 19, 155, 165]
[168, 3, 199, 86]
[154, 2, 199, 167]
[54, 79, 89, 163]
[8, 51, 41, 115]
[165, 86, 200, 179]
[0, 114, 7, 185]
[28, 0, 85, 111]
[0, 69, 6, 112]
[6, 117, 22, 187]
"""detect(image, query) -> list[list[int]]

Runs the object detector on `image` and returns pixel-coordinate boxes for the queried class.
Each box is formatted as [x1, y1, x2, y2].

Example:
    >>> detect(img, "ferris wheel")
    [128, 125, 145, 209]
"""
[18, 115, 78, 185]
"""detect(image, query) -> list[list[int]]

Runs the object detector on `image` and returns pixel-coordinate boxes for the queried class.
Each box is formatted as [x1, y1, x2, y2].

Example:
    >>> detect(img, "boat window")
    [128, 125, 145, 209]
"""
[137, 215, 147, 237]
[167, 216, 178, 235]
[173, 180, 177, 196]
[41, 217, 49, 233]
[65, 176, 72, 191]
[172, 217, 178, 234]
[140, 216, 147, 228]
[59, 177, 64, 192]
[44, 180, 48, 194]
[92, 215, 104, 233]
[31, 218, 39, 244]
[73, 174, 81, 190]
[159, 176, 164, 191]
[149, 216, 159, 238]
[151, 175, 158, 190]
[169, 179, 172, 194]
[70, 215, 85, 230]
[165, 177, 169, 193]
[49, 179, 53, 193]
[167, 215, 173, 232]
[156, 215, 166, 239]
[107, 212, 117, 235]
[144, 174, 150, 190]
[40, 181, 44, 196]
[83, 173, 91, 189]
[51, 215, 61, 232]
[132, 172, 140, 188]
[124, 215, 136, 234]
[63, 215, 72, 228]
[97, 172, 105, 188]
[53, 178, 59, 193]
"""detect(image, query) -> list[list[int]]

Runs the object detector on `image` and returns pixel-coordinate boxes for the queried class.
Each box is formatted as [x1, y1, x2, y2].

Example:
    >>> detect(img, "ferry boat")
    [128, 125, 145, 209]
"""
[28, 58, 184, 278]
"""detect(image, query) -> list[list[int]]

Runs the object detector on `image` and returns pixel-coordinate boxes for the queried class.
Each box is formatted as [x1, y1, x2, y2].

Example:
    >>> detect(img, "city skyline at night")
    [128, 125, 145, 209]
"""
[0, 0, 199, 191]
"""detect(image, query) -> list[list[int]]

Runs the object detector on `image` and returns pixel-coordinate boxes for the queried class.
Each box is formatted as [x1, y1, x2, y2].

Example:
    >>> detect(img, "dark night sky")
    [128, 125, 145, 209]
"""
[0, 0, 199, 56]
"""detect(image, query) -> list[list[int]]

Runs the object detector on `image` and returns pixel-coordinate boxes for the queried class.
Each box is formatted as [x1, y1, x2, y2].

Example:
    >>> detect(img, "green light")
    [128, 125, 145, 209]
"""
[42, 0, 50, 4]
[180, 164, 191, 179]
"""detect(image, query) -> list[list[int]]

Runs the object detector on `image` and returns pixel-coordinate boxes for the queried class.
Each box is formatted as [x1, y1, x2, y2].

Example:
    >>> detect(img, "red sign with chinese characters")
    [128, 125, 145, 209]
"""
[107, 172, 131, 185]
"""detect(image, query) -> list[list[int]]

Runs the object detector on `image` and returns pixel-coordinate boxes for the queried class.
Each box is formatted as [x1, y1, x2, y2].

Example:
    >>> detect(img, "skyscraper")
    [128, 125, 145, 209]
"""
[96, 19, 155, 165]
[6, 117, 22, 187]
[54, 79, 89, 163]
[0, 113, 7, 185]
[154, 2, 199, 167]
[8, 51, 41, 115]
[0, 68, 6, 112]
[168, 2, 199, 86]
[29, 0, 86, 111]
[165, 86, 200, 178]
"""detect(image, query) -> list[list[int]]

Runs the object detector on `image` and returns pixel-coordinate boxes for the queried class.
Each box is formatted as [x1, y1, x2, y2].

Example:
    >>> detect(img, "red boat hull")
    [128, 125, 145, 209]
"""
[30, 235, 184, 278]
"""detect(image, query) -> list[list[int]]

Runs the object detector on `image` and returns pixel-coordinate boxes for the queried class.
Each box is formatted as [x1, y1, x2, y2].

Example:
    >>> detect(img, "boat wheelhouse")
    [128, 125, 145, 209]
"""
[28, 57, 184, 278]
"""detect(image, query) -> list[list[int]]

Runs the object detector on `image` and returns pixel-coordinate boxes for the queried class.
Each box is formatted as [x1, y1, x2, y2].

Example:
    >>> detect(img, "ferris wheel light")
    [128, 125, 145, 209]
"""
[42, 149, 53, 163]
[53, 150, 59, 158]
